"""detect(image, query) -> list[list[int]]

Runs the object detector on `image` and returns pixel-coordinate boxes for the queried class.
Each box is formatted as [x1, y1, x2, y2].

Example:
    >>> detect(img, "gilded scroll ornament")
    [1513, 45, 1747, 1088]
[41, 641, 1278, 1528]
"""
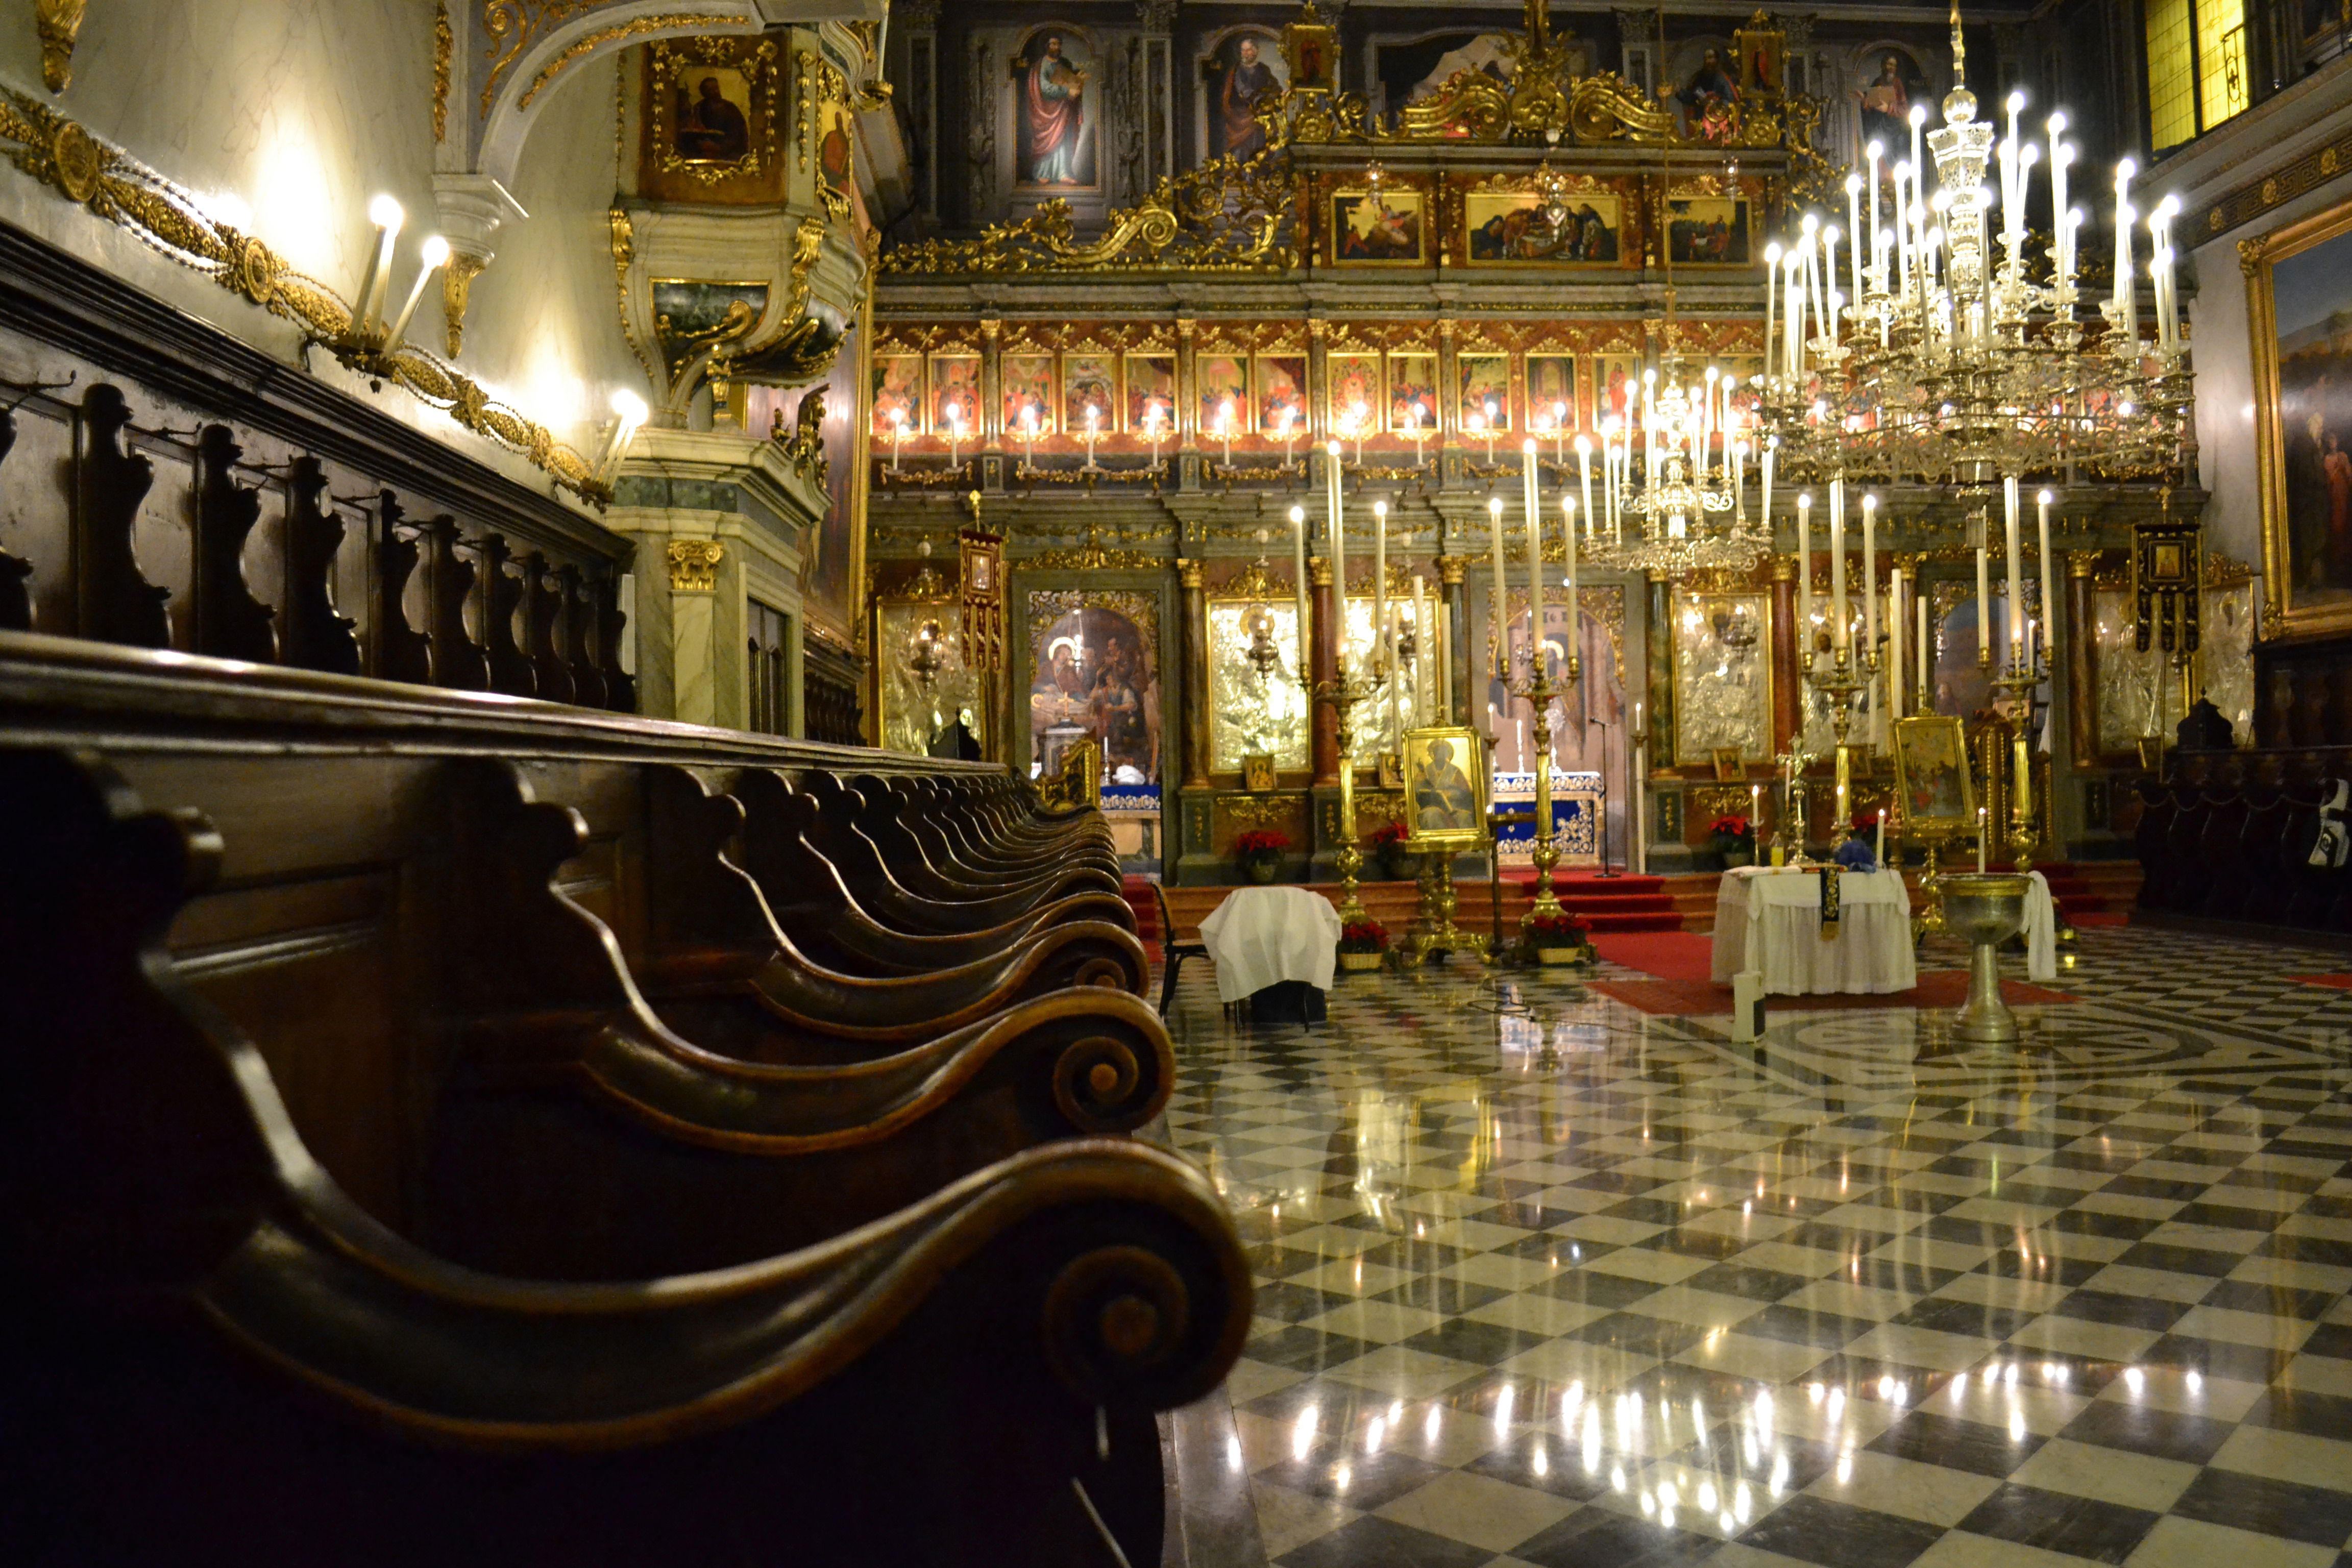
[433, 2, 453, 139]
[666, 538, 725, 592]
[440, 250, 487, 357]
[773, 385, 827, 486]
[521, 11, 736, 112]
[35, 0, 84, 94]
[0, 89, 607, 503]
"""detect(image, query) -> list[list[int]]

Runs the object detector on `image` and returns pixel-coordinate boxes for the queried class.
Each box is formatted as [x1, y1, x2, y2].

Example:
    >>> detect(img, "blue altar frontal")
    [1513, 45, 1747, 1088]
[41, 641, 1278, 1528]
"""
[1490, 771, 1602, 867]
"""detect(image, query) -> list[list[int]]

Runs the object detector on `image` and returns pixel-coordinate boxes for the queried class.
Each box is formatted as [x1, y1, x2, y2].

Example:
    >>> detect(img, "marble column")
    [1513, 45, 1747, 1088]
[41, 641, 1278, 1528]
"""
[1440, 554, 1468, 725]
[1179, 557, 1211, 789]
[666, 538, 726, 728]
[1310, 555, 1339, 785]
[1771, 553, 1800, 755]
[2068, 550, 2099, 768]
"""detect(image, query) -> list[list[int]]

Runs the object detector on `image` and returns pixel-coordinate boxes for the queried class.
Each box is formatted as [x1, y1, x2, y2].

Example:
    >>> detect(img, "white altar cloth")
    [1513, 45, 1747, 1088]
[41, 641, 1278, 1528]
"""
[1710, 867, 1917, 996]
[1198, 887, 1343, 1003]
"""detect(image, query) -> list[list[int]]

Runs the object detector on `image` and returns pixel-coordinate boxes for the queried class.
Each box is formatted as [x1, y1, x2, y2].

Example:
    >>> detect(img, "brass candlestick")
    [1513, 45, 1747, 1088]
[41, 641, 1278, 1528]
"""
[1502, 646, 1580, 933]
[1316, 663, 1385, 926]
[1984, 646, 2051, 873]
[1801, 640, 1880, 848]
[1406, 844, 1487, 963]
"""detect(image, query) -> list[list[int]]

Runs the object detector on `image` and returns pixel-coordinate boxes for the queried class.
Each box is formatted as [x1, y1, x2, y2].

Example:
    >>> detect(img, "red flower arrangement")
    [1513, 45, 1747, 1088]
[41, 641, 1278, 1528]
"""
[1338, 919, 1389, 953]
[1849, 811, 1883, 835]
[1234, 829, 1290, 858]
[1525, 912, 1586, 948]
[1368, 821, 1410, 848]
[1707, 814, 1754, 844]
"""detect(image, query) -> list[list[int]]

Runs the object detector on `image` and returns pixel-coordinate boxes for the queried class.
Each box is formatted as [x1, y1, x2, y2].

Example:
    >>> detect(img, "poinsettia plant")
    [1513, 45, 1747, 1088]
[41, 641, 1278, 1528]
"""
[1525, 912, 1586, 948]
[1338, 919, 1389, 953]
[1368, 821, 1410, 848]
[1707, 814, 1755, 847]
[1233, 829, 1290, 858]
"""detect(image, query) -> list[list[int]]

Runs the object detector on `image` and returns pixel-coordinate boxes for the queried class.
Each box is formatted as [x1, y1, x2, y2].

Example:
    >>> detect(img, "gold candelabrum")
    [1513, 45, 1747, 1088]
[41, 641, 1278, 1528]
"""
[1801, 639, 1880, 850]
[1316, 661, 1386, 926]
[1501, 645, 1581, 936]
[1983, 645, 2051, 872]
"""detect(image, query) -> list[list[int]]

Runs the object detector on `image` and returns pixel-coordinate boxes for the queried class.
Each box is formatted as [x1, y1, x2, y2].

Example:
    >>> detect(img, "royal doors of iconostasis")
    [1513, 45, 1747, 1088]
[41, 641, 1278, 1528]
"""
[1013, 573, 1174, 871]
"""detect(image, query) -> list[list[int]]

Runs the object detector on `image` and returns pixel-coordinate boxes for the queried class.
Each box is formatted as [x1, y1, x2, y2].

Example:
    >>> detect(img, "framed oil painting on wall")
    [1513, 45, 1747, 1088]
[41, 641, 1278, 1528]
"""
[1327, 353, 1383, 435]
[1388, 352, 1438, 433]
[928, 354, 981, 439]
[1124, 354, 1177, 435]
[1592, 353, 1643, 426]
[872, 354, 924, 436]
[1014, 28, 1099, 191]
[2249, 197, 2352, 636]
[1062, 352, 1116, 434]
[1464, 191, 1622, 263]
[1001, 353, 1055, 435]
[1331, 187, 1427, 264]
[1401, 726, 1487, 846]
[1892, 715, 1975, 834]
[1197, 354, 1251, 435]
[640, 35, 783, 203]
[1257, 354, 1307, 439]
[1526, 354, 1577, 432]
[1666, 196, 1752, 265]
[1458, 353, 1512, 432]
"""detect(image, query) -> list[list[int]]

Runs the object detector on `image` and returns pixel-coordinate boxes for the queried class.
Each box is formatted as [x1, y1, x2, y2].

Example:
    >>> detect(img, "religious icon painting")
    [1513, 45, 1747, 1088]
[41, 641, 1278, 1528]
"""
[1856, 48, 1925, 161]
[1283, 13, 1338, 92]
[1464, 192, 1623, 263]
[1401, 725, 1487, 847]
[1667, 197, 1752, 265]
[928, 354, 981, 439]
[1591, 353, 1643, 426]
[1001, 353, 1055, 437]
[1458, 353, 1512, 432]
[1331, 187, 1426, 265]
[1124, 354, 1177, 437]
[2248, 198, 2352, 633]
[1255, 355, 1307, 442]
[1734, 18, 1785, 95]
[1326, 353, 1382, 437]
[872, 354, 924, 437]
[1386, 352, 1438, 433]
[816, 96, 854, 218]
[1525, 354, 1577, 433]
[1014, 28, 1098, 190]
[639, 36, 783, 202]
[1203, 29, 1287, 164]
[1717, 356, 1766, 424]
[1197, 354, 1251, 436]
[1061, 352, 1116, 435]
[1891, 715, 1975, 833]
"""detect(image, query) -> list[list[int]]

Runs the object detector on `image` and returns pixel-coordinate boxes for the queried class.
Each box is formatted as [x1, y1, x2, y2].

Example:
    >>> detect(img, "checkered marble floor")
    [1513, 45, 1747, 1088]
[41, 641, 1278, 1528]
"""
[1159, 925, 2352, 1568]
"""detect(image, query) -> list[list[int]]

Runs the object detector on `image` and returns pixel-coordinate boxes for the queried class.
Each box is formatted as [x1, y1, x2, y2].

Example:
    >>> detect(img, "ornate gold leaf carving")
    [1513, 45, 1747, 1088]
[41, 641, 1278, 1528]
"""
[521, 11, 737, 112]
[433, 3, 453, 140]
[441, 250, 487, 357]
[666, 537, 725, 592]
[36, 0, 86, 94]
[0, 89, 606, 503]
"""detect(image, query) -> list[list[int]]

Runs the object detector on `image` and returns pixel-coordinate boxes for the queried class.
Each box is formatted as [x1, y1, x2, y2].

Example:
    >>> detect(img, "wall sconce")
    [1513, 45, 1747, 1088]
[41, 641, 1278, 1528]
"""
[601, 389, 650, 481]
[334, 194, 451, 372]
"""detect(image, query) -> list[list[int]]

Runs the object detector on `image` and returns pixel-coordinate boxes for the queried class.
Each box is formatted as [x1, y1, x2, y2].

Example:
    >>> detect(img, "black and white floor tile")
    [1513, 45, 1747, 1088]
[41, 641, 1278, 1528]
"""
[1160, 926, 2352, 1568]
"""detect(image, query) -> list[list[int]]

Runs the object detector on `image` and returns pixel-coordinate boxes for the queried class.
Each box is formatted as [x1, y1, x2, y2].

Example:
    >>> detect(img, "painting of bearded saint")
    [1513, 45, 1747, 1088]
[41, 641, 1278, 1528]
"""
[1858, 52, 1920, 158]
[1020, 32, 1094, 187]
[1212, 33, 1287, 160]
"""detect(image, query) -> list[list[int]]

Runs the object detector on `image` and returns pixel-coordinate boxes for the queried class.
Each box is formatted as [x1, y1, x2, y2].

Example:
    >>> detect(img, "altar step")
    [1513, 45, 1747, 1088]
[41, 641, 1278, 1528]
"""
[1509, 873, 1686, 933]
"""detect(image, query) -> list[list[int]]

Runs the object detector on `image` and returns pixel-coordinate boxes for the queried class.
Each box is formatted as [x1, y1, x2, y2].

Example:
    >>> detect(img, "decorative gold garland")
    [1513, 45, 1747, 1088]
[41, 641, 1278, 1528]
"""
[0, 90, 608, 504]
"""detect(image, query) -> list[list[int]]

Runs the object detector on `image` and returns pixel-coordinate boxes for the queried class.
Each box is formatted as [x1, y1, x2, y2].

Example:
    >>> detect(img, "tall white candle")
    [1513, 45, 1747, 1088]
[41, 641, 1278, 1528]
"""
[1373, 497, 1390, 687]
[1563, 496, 1580, 669]
[1917, 594, 1930, 706]
[1909, 105, 1926, 208]
[1576, 435, 1596, 552]
[1861, 493, 1878, 652]
[1765, 241, 1781, 376]
[1845, 176, 1865, 311]
[1797, 492, 1814, 662]
[1761, 438, 1776, 530]
[2037, 488, 2056, 675]
[1291, 503, 1311, 687]
[2113, 158, 2138, 325]
[1327, 443, 1349, 670]
[1411, 572, 1430, 720]
[1487, 496, 1507, 679]
[1830, 479, 1849, 653]
[1385, 600, 1402, 744]
[2003, 475, 2024, 668]
[1975, 513, 1992, 664]
[2048, 115, 2070, 285]
[1890, 565, 1905, 719]
[1867, 143, 1883, 287]
[1526, 470, 1546, 665]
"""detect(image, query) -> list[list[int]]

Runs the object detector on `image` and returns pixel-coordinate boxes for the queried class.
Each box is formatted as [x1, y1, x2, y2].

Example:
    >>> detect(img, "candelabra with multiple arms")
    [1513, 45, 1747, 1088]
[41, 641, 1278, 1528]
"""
[1500, 643, 1580, 936]
[1316, 662, 1384, 927]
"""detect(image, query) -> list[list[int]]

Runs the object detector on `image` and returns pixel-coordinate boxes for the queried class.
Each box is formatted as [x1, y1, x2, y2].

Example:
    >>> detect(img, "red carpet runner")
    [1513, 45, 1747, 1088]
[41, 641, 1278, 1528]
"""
[1513, 873, 1684, 933]
[1586, 929, 2077, 1016]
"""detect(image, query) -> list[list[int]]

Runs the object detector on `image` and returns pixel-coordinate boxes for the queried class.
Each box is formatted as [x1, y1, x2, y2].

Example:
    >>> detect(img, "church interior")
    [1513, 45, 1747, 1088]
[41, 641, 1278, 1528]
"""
[5, 0, 2352, 1563]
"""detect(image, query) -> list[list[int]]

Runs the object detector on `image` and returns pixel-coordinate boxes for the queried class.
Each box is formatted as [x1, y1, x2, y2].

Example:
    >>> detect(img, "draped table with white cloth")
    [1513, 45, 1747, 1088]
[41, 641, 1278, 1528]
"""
[1709, 867, 1917, 996]
[1197, 886, 1343, 1004]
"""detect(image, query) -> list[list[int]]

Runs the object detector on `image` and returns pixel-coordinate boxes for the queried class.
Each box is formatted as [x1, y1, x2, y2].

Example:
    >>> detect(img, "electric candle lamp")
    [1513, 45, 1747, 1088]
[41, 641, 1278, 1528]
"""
[355, 193, 405, 338]
[1562, 495, 1580, 665]
[1975, 512, 1992, 664]
[1373, 497, 1390, 683]
[1890, 564, 1905, 719]
[1861, 492, 1878, 652]
[383, 235, 449, 348]
[1844, 175, 1865, 313]
[1917, 595, 1929, 703]
[600, 388, 648, 478]
[1796, 492, 1814, 658]
[1829, 479, 1848, 653]
[2003, 475, 2024, 669]
[2037, 489, 2056, 673]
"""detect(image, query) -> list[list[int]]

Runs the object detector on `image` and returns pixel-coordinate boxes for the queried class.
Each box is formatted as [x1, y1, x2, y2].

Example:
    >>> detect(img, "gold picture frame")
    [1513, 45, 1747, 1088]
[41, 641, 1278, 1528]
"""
[1891, 715, 1976, 834]
[1711, 746, 1744, 781]
[1243, 752, 1278, 792]
[1331, 187, 1427, 266]
[640, 35, 785, 203]
[2246, 195, 2352, 640]
[1401, 725, 1488, 847]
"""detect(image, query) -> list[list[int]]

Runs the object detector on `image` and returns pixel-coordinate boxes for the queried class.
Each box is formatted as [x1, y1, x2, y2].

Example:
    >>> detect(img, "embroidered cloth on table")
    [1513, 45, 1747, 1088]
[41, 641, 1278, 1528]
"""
[1197, 886, 1342, 1003]
[1709, 865, 1917, 996]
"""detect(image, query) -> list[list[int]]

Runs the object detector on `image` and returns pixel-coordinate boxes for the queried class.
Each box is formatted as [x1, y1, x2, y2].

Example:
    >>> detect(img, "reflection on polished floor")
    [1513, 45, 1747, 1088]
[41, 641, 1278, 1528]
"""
[1161, 926, 2352, 1568]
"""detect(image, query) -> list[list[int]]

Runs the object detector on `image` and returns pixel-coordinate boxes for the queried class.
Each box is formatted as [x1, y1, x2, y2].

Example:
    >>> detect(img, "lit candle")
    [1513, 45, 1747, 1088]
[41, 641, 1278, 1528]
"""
[2113, 157, 2138, 324]
[1374, 497, 1390, 689]
[1765, 241, 1781, 378]
[1796, 492, 1814, 661]
[1752, 781, 1762, 831]
[2048, 114, 2070, 289]
[355, 193, 404, 337]
[1576, 435, 1596, 557]
[1487, 495, 1507, 679]
[2003, 475, 2024, 668]
[1830, 479, 1848, 653]
[1866, 142, 1883, 289]
[1783, 249, 1806, 376]
[1876, 809, 1885, 866]
[1526, 466, 1546, 665]
[384, 235, 450, 347]
[1977, 807, 1989, 872]
[1291, 503, 1311, 689]
[1845, 175, 1865, 314]
[1761, 437, 1776, 531]
[1909, 104, 1926, 213]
